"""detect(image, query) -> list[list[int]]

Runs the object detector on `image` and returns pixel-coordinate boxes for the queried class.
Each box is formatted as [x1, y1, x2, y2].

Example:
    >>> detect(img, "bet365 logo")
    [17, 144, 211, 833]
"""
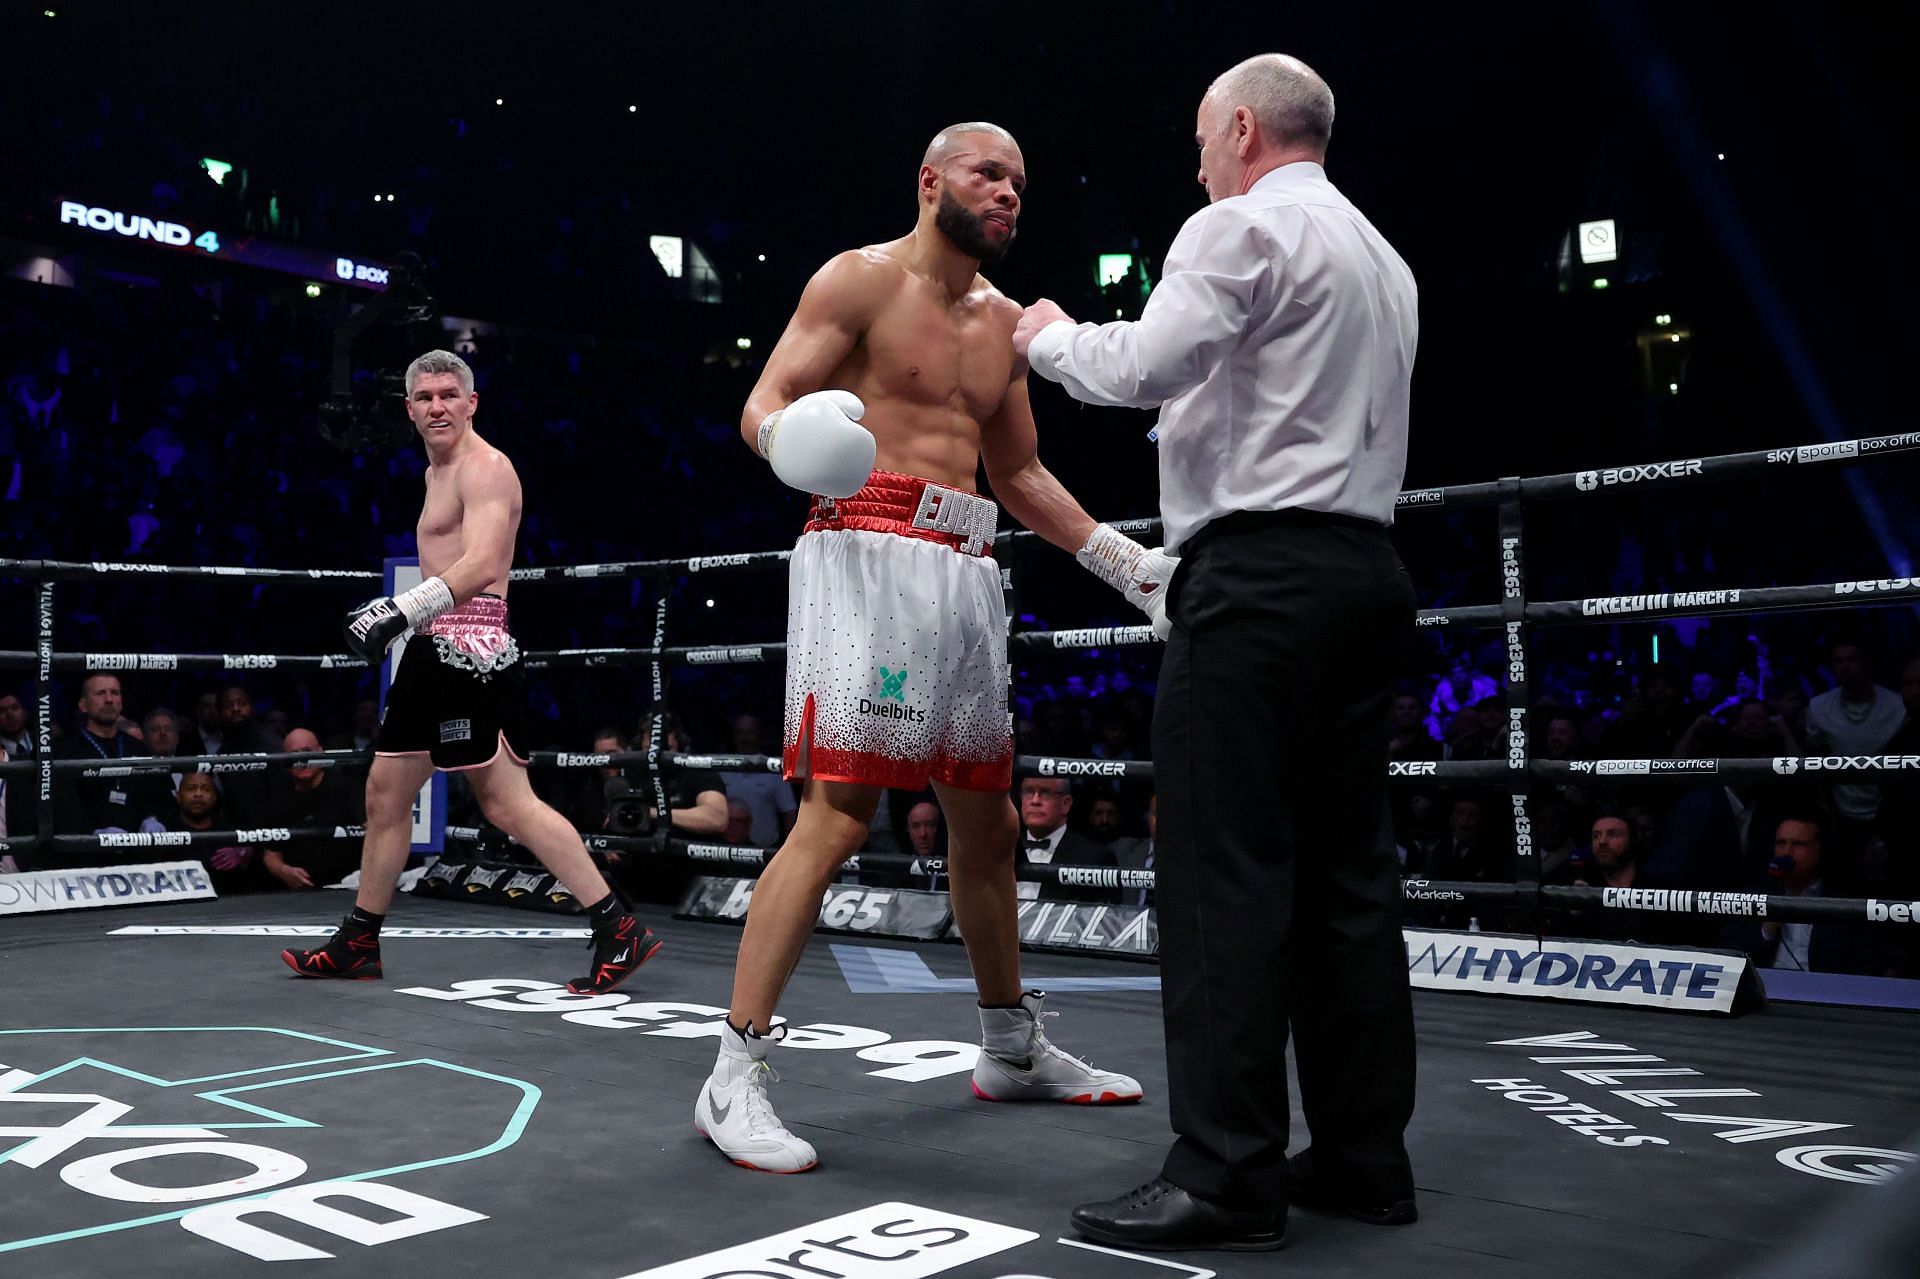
[0, 1027, 536, 1260]
[875, 667, 909, 701]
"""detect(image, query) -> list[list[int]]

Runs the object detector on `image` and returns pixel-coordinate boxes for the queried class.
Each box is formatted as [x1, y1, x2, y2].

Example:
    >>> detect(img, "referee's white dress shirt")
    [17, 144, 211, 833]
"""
[1027, 161, 1418, 554]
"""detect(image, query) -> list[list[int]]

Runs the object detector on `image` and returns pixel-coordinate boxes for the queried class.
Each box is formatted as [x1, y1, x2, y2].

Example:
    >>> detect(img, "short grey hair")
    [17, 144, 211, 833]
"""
[404, 349, 475, 396]
[1207, 54, 1335, 153]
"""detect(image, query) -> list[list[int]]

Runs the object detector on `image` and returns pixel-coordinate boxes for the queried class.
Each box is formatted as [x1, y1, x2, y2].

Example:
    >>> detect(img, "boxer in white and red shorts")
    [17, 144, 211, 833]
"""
[693, 123, 1177, 1174]
[784, 472, 1009, 793]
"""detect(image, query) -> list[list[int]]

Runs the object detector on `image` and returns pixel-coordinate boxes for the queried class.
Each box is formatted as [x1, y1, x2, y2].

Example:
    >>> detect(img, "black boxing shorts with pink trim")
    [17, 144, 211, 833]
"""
[373, 594, 530, 771]
[782, 471, 1012, 793]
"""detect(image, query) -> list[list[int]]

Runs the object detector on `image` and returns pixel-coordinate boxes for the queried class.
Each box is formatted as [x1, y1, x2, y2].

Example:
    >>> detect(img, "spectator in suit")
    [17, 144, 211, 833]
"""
[1728, 815, 1871, 974]
[1109, 793, 1157, 910]
[179, 690, 224, 757]
[1017, 776, 1119, 905]
[53, 672, 170, 841]
[1425, 797, 1507, 884]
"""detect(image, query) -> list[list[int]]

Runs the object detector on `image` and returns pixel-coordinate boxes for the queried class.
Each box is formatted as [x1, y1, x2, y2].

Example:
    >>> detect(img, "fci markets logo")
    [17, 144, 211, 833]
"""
[0, 1026, 538, 1260]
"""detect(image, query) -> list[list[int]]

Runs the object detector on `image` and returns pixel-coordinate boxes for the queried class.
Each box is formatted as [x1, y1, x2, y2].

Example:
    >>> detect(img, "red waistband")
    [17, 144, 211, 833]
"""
[804, 470, 997, 557]
[423, 595, 509, 634]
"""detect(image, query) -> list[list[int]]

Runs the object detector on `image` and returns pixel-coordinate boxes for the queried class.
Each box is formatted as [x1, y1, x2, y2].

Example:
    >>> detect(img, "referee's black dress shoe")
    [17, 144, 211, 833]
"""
[1285, 1147, 1418, 1225]
[1070, 1179, 1284, 1252]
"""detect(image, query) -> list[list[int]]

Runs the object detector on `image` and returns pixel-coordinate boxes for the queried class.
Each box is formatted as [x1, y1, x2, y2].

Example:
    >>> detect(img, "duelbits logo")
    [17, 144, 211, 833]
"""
[858, 666, 926, 723]
[0, 1026, 537, 1260]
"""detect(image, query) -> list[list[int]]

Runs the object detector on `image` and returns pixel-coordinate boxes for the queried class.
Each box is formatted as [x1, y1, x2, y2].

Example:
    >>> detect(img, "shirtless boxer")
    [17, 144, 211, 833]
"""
[282, 349, 660, 993]
[695, 124, 1176, 1172]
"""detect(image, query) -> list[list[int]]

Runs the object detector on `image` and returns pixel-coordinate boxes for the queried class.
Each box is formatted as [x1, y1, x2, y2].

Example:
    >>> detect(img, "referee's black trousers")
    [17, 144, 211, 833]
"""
[1153, 509, 1418, 1210]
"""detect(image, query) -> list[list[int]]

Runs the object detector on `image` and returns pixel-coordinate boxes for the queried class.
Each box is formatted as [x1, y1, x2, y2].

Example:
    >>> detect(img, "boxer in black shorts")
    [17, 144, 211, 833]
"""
[373, 592, 528, 769]
[281, 349, 660, 992]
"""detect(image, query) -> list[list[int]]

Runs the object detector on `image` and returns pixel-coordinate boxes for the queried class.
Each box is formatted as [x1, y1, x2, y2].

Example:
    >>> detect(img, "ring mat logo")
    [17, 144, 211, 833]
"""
[0, 1027, 538, 1259]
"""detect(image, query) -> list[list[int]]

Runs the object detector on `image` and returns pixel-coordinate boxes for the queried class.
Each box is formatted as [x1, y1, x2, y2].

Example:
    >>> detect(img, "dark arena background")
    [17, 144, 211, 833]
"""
[2, 4, 1918, 1277]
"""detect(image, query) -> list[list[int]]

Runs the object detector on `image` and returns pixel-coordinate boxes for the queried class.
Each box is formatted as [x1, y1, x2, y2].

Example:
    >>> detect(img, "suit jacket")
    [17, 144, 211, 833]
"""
[1018, 828, 1120, 905]
[1646, 785, 1793, 894]
[1722, 886, 1875, 976]
[1108, 836, 1156, 909]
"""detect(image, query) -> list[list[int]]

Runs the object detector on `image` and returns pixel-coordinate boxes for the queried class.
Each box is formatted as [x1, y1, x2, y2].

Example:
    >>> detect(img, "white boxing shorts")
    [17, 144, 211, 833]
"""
[783, 470, 1012, 792]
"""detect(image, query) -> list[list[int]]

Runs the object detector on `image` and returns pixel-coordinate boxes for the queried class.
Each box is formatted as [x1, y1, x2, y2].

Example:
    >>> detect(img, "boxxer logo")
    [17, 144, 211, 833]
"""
[1576, 460, 1704, 490]
[0, 1026, 538, 1260]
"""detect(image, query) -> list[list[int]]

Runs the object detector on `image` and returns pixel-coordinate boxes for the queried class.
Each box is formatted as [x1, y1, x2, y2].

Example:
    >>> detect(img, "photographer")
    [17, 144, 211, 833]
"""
[602, 714, 728, 904]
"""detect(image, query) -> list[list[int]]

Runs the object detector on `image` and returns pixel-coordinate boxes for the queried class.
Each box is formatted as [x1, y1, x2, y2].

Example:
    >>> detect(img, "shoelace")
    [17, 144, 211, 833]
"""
[1003, 1007, 1059, 1061]
[1122, 1180, 1174, 1209]
[740, 1058, 790, 1136]
[1027, 1010, 1113, 1075]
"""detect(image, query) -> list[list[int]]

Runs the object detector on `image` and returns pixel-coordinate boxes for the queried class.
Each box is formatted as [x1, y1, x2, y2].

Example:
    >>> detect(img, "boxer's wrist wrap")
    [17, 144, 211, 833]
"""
[393, 575, 456, 628]
[1075, 523, 1146, 593]
[755, 410, 782, 460]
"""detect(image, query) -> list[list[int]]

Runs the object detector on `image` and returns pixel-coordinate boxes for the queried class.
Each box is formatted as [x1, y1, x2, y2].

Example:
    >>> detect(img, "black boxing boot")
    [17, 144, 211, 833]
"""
[282, 906, 385, 980]
[566, 893, 662, 994]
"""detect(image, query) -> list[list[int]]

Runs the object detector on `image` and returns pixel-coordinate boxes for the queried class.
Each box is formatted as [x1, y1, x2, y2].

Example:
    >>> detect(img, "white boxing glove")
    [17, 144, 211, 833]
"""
[1076, 523, 1179, 640]
[755, 390, 876, 499]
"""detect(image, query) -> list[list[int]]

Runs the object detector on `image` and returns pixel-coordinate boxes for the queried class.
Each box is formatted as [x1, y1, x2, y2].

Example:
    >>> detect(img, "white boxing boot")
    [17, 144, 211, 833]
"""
[971, 990, 1144, 1104]
[695, 1022, 818, 1173]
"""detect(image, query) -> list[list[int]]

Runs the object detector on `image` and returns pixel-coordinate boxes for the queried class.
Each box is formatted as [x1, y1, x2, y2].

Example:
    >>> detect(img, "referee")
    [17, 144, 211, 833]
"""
[1014, 52, 1420, 1252]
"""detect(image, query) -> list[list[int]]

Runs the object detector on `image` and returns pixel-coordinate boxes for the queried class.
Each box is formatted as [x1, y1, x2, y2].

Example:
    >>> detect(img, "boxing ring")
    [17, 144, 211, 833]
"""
[4, 429, 1920, 1277]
